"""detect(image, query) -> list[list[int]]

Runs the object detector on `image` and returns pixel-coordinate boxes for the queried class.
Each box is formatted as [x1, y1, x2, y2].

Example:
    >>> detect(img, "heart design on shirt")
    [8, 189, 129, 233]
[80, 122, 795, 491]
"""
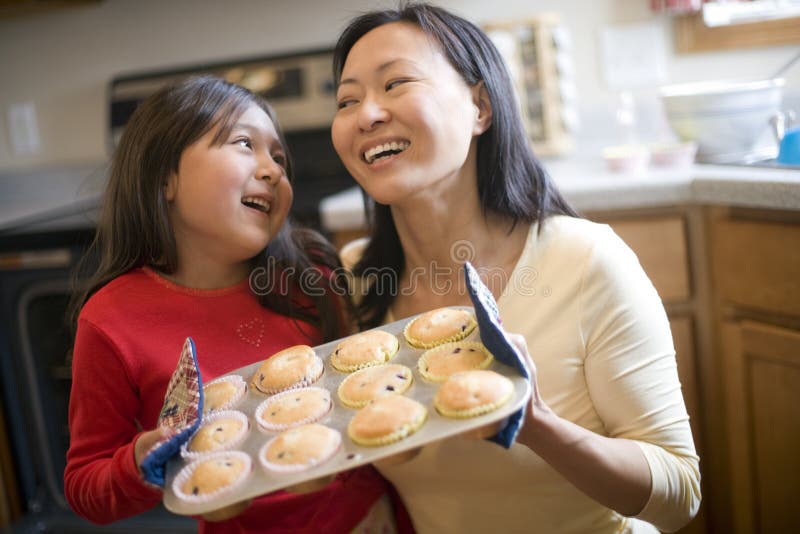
[236, 318, 264, 348]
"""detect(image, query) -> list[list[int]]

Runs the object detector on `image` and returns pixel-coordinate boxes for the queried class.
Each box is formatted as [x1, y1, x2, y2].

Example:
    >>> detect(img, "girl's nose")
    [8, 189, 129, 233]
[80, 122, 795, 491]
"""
[257, 155, 283, 185]
[357, 97, 390, 132]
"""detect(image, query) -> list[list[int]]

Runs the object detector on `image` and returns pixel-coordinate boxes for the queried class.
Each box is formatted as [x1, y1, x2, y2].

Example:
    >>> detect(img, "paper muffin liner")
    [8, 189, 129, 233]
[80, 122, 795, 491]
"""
[418, 341, 494, 382]
[347, 408, 428, 447]
[337, 364, 414, 409]
[347, 399, 428, 447]
[202, 375, 247, 414]
[254, 387, 333, 433]
[434, 388, 514, 418]
[251, 356, 324, 396]
[434, 377, 515, 419]
[330, 333, 400, 373]
[403, 310, 477, 349]
[172, 450, 252, 505]
[181, 410, 250, 460]
[259, 424, 342, 473]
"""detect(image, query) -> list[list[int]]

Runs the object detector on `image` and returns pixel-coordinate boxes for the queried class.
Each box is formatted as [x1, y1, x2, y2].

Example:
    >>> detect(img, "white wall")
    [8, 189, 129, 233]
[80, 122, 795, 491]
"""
[0, 0, 798, 174]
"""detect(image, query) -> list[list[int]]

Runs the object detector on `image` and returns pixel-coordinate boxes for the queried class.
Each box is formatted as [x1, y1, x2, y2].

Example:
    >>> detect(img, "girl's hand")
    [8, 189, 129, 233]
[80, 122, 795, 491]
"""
[201, 499, 252, 521]
[133, 426, 173, 469]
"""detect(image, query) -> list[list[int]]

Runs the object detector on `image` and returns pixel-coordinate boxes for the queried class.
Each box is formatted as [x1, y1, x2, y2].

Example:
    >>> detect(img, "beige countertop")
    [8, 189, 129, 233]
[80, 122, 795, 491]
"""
[319, 159, 800, 232]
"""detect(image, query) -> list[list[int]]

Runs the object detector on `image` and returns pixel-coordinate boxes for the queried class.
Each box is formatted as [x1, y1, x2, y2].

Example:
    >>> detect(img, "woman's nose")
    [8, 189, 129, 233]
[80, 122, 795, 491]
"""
[357, 97, 390, 132]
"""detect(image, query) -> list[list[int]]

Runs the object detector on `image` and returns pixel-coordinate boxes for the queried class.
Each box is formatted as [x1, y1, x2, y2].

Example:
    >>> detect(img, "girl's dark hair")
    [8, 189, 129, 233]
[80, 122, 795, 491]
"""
[69, 75, 347, 343]
[333, 2, 578, 328]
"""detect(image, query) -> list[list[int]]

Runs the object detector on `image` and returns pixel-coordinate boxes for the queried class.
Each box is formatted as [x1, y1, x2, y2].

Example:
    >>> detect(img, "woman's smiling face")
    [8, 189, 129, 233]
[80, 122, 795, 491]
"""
[331, 22, 488, 206]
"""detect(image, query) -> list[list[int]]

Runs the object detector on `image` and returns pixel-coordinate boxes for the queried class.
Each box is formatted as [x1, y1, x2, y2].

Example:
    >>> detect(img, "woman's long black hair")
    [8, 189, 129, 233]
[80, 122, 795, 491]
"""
[333, 2, 578, 329]
[69, 75, 348, 344]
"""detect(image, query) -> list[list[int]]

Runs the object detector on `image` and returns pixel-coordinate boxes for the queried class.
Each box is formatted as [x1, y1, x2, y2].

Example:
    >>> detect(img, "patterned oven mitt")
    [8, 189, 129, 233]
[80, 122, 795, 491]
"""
[463, 261, 530, 449]
[139, 337, 204, 487]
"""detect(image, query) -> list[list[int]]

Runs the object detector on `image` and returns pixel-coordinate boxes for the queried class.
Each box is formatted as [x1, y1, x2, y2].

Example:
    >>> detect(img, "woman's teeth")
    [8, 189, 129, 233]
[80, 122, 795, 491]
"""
[242, 196, 270, 213]
[364, 141, 410, 164]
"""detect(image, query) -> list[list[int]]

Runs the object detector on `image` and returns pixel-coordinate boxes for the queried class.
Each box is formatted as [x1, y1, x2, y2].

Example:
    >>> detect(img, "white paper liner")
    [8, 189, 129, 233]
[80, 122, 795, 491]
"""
[181, 410, 250, 460]
[259, 425, 342, 474]
[251, 356, 324, 395]
[254, 387, 333, 433]
[172, 450, 252, 504]
[202, 375, 247, 413]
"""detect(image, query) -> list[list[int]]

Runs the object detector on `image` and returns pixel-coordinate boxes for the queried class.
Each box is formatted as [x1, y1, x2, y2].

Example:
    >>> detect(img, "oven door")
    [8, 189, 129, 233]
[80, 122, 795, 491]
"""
[0, 234, 194, 532]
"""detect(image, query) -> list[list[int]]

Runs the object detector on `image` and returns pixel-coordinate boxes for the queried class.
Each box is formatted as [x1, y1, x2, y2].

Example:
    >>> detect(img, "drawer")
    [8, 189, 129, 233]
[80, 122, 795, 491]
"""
[712, 217, 800, 317]
[605, 216, 691, 302]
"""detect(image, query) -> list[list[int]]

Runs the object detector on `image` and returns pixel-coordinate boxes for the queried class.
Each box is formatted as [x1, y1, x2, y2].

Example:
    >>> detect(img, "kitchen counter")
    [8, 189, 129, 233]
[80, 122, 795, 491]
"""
[0, 163, 106, 234]
[319, 159, 800, 232]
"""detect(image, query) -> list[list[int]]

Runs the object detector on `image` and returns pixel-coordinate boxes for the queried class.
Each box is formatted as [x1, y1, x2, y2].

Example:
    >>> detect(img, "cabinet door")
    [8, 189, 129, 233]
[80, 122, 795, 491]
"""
[712, 217, 800, 317]
[721, 320, 800, 534]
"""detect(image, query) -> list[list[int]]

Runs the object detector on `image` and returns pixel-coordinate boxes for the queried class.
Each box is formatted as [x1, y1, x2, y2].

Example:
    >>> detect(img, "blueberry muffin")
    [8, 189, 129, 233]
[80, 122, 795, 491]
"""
[403, 307, 477, 349]
[251, 345, 324, 395]
[337, 363, 413, 408]
[418, 341, 493, 382]
[330, 330, 400, 372]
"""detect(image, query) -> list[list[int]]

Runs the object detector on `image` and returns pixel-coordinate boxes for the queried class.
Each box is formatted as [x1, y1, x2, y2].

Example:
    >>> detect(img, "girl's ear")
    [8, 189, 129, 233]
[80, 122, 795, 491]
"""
[164, 173, 178, 202]
[471, 81, 493, 135]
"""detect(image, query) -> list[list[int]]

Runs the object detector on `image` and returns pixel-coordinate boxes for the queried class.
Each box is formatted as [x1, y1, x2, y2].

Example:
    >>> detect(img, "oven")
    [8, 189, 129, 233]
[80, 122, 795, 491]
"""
[109, 48, 355, 232]
[0, 229, 194, 532]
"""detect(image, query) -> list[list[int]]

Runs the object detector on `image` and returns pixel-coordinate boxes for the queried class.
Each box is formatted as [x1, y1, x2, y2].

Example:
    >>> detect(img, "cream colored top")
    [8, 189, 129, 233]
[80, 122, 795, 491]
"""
[341, 215, 701, 534]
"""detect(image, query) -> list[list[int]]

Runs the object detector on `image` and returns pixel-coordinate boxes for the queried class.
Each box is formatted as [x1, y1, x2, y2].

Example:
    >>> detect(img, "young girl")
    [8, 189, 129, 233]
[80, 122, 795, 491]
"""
[64, 76, 398, 533]
[332, 3, 700, 533]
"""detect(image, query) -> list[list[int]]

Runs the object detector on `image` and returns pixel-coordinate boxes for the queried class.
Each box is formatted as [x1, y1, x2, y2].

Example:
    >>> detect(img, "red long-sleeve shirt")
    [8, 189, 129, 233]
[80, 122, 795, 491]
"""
[65, 267, 390, 533]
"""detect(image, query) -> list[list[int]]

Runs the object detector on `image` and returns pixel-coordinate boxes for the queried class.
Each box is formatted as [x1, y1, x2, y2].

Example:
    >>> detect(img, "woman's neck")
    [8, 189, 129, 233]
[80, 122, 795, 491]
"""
[390, 184, 529, 316]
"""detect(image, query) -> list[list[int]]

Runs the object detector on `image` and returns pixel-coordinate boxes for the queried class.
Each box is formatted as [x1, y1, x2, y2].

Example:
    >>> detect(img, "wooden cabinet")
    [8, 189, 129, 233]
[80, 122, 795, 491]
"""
[719, 321, 800, 534]
[709, 208, 800, 534]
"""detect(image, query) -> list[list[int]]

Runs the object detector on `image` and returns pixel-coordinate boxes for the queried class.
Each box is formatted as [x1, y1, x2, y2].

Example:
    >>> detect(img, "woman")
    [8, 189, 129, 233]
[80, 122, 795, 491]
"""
[331, 3, 700, 533]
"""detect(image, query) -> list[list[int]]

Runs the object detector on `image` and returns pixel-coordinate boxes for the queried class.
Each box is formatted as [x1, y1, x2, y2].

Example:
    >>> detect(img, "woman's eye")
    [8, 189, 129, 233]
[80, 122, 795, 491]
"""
[337, 98, 356, 110]
[235, 137, 253, 149]
[385, 79, 408, 91]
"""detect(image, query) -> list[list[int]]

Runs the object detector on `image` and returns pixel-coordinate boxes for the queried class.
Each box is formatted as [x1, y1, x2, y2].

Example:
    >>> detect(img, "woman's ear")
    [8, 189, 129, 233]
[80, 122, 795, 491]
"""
[164, 173, 177, 202]
[471, 81, 493, 135]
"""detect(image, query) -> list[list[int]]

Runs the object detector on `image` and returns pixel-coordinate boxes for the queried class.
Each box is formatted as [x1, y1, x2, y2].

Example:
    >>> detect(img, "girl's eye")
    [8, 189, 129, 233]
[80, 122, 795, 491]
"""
[337, 98, 357, 110]
[272, 153, 287, 168]
[235, 137, 253, 149]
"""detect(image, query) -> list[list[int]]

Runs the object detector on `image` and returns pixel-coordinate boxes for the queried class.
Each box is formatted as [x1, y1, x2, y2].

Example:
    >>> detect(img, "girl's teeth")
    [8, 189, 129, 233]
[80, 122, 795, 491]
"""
[364, 141, 410, 163]
[242, 197, 270, 212]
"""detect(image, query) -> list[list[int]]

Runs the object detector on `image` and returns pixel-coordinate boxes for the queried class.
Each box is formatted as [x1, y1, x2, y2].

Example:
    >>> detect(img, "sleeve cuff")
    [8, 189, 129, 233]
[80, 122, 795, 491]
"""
[633, 440, 701, 533]
[116, 437, 164, 500]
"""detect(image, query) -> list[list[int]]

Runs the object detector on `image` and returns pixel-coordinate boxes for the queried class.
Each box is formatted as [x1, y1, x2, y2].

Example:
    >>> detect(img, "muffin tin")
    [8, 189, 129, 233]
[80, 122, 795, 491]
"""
[163, 306, 531, 516]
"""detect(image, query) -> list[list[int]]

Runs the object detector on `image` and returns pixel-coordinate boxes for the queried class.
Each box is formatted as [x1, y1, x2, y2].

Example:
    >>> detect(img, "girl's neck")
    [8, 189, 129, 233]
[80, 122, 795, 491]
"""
[161, 257, 252, 290]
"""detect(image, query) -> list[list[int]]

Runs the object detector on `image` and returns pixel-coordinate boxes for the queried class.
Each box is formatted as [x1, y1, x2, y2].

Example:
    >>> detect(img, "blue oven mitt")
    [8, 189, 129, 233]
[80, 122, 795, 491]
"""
[139, 337, 204, 487]
[463, 262, 529, 448]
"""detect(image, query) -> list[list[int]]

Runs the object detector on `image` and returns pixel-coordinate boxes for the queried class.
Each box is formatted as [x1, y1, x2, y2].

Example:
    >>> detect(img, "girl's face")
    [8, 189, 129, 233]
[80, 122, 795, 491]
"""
[165, 103, 293, 270]
[331, 22, 489, 206]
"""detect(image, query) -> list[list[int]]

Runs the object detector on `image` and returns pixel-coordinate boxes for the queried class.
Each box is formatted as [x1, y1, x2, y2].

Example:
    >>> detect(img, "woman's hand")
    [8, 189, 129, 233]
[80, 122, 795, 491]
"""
[506, 333, 552, 412]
